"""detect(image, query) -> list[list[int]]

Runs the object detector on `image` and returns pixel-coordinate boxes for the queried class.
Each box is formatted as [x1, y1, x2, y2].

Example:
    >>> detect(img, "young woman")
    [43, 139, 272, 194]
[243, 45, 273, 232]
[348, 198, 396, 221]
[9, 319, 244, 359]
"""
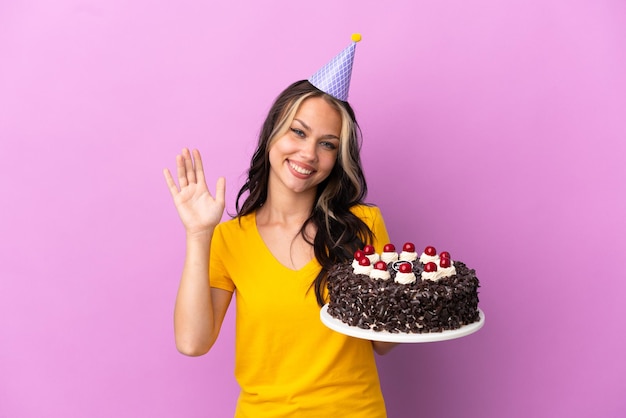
[164, 80, 396, 417]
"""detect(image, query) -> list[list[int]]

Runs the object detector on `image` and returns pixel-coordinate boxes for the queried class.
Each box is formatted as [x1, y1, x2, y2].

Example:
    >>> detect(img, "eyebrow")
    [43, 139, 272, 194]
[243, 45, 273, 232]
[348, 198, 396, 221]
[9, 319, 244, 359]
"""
[293, 119, 340, 141]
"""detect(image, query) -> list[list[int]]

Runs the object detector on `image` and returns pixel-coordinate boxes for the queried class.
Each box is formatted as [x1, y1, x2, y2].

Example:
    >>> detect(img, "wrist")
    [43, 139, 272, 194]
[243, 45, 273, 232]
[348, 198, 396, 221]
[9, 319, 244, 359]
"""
[185, 228, 215, 242]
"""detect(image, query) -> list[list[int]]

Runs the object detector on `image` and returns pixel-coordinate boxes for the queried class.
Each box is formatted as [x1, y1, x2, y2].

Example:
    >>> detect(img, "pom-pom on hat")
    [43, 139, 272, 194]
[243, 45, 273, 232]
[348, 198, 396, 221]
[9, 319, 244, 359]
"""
[308, 33, 362, 102]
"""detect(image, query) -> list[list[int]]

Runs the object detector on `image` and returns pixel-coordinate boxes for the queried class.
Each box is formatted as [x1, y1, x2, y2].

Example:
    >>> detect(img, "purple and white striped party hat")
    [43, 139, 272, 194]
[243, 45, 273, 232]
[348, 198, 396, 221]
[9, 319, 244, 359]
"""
[309, 33, 361, 102]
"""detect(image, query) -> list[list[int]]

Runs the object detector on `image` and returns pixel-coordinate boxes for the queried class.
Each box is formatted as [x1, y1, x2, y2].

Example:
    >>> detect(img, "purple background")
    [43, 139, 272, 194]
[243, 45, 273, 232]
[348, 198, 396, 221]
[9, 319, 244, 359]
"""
[1, 1, 625, 417]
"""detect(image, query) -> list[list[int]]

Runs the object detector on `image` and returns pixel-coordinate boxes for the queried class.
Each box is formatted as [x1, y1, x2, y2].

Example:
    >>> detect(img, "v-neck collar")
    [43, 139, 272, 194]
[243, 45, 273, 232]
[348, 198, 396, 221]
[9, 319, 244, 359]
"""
[251, 211, 320, 274]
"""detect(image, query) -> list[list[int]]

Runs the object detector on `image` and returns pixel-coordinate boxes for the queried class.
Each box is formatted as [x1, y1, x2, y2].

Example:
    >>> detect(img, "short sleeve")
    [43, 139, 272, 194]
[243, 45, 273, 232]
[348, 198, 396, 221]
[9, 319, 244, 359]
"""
[350, 205, 390, 253]
[209, 223, 236, 292]
[367, 206, 390, 253]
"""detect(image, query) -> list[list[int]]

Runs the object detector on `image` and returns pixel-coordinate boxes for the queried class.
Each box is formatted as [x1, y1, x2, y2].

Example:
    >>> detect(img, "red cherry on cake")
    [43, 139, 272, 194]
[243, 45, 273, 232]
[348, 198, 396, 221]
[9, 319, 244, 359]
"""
[363, 245, 375, 255]
[440, 251, 450, 259]
[402, 242, 415, 252]
[383, 243, 396, 252]
[358, 257, 371, 266]
[424, 262, 438, 272]
[424, 246, 437, 256]
[440, 257, 452, 268]
[398, 263, 412, 273]
[354, 249, 365, 260]
[374, 261, 387, 270]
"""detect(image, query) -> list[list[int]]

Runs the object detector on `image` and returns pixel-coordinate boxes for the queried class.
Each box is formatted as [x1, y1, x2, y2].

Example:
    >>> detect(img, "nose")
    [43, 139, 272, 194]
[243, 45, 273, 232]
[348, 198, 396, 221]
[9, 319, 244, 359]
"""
[299, 138, 318, 162]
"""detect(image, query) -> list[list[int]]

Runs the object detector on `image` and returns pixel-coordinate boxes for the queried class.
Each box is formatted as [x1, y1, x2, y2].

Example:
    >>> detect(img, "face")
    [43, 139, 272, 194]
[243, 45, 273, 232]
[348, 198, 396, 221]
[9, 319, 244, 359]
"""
[268, 97, 342, 197]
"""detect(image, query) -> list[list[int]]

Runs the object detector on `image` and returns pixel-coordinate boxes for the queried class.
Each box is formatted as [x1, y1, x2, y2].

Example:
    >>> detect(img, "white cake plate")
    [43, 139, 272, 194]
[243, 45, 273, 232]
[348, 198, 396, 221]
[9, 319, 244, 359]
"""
[320, 305, 485, 343]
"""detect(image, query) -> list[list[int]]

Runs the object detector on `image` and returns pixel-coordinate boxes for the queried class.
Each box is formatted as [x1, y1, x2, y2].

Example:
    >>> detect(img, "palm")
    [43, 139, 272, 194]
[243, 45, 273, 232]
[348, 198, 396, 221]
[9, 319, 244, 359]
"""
[164, 149, 226, 234]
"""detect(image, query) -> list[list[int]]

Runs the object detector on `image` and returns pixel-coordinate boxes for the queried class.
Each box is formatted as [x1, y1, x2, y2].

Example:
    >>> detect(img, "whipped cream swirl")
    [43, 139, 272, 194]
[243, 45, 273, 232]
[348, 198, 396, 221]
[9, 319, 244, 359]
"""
[394, 271, 416, 284]
[419, 253, 439, 264]
[399, 251, 418, 262]
[370, 268, 391, 280]
[353, 263, 372, 276]
[421, 263, 456, 281]
[381, 251, 398, 263]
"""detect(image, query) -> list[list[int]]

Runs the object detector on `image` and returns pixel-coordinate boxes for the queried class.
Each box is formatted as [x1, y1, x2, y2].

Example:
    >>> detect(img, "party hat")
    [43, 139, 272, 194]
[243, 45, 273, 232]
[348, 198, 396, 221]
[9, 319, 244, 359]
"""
[309, 33, 362, 102]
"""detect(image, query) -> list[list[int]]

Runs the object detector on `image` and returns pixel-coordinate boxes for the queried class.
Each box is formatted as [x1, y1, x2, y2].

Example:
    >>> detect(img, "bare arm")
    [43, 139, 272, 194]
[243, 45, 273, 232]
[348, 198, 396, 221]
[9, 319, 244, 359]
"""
[164, 148, 230, 356]
[174, 231, 233, 356]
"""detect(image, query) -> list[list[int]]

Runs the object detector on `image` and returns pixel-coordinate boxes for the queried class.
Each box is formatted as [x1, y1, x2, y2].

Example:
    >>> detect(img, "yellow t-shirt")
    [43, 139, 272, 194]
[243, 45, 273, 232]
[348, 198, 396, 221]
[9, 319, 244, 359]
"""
[210, 205, 390, 418]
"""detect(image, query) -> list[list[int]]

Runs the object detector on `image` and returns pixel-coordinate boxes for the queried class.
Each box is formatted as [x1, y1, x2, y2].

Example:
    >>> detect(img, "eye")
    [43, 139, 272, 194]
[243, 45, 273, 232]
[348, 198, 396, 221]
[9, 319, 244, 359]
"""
[290, 128, 305, 138]
[320, 141, 338, 150]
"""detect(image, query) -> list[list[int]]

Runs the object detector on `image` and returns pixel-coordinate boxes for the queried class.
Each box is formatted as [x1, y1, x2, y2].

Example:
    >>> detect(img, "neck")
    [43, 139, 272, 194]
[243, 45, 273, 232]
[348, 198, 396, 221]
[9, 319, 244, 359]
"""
[257, 188, 317, 225]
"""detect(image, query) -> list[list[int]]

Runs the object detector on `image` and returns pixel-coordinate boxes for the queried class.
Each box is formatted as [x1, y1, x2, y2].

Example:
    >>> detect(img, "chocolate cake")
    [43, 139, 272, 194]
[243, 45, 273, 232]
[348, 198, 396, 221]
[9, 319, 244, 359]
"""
[326, 244, 480, 334]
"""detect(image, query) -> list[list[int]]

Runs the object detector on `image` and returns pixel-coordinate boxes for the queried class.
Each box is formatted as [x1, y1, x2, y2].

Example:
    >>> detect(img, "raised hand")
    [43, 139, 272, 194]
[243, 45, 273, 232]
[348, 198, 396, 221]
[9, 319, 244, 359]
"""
[163, 148, 226, 236]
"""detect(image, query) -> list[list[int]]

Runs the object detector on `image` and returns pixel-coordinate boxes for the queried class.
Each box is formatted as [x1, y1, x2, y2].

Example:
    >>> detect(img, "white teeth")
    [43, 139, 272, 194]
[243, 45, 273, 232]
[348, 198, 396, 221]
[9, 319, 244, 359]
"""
[289, 162, 312, 175]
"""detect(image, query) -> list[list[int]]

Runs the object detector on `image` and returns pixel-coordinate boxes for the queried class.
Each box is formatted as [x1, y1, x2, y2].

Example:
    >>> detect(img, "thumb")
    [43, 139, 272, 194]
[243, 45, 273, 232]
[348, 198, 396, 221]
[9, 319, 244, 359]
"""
[214, 177, 226, 205]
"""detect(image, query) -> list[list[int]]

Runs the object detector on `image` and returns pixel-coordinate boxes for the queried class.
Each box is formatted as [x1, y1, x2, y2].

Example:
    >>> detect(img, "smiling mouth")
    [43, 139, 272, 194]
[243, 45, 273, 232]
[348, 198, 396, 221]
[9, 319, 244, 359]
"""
[289, 161, 313, 175]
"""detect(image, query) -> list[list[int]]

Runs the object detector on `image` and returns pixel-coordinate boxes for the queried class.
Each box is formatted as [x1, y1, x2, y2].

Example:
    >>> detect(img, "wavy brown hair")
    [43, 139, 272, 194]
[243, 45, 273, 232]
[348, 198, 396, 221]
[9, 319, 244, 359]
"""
[235, 80, 373, 306]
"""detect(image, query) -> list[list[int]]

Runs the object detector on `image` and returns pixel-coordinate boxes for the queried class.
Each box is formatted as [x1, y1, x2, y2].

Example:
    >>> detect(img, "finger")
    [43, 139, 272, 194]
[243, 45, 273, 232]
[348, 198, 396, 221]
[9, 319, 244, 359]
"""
[192, 149, 207, 189]
[214, 176, 226, 205]
[183, 148, 197, 184]
[176, 154, 188, 188]
[163, 169, 179, 198]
